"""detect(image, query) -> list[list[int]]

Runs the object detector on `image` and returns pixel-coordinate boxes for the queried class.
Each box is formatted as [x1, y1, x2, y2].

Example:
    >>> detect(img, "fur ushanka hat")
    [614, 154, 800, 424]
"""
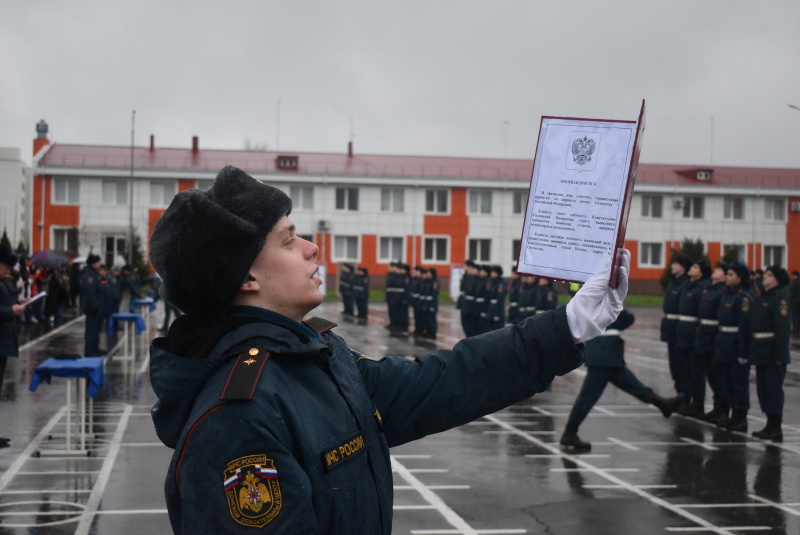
[149, 165, 292, 318]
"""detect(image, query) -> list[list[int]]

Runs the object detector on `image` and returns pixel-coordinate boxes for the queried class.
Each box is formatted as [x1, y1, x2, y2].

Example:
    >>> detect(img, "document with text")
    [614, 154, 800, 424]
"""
[517, 101, 645, 288]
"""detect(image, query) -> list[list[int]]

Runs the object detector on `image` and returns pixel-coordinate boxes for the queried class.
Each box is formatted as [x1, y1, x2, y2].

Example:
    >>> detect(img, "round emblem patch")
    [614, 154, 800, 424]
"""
[780, 301, 789, 317]
[223, 454, 282, 527]
[741, 298, 750, 313]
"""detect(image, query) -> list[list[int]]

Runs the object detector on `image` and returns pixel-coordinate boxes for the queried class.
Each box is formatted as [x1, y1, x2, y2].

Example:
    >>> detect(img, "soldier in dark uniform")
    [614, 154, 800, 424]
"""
[560, 309, 682, 451]
[487, 266, 506, 331]
[788, 270, 799, 335]
[535, 277, 558, 315]
[420, 268, 440, 338]
[507, 270, 521, 325]
[384, 262, 397, 328]
[661, 254, 692, 400]
[456, 261, 473, 336]
[1, 244, 25, 447]
[338, 263, 354, 316]
[473, 265, 491, 335]
[147, 166, 631, 533]
[675, 260, 711, 417]
[79, 254, 105, 356]
[395, 264, 411, 332]
[518, 275, 537, 320]
[410, 265, 424, 335]
[98, 265, 116, 333]
[695, 262, 729, 423]
[714, 261, 753, 432]
[352, 266, 370, 322]
[749, 266, 791, 442]
[461, 261, 480, 336]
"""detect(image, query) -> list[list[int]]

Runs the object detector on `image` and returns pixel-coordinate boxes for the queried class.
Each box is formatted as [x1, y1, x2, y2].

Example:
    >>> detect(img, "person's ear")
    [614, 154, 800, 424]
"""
[239, 273, 260, 293]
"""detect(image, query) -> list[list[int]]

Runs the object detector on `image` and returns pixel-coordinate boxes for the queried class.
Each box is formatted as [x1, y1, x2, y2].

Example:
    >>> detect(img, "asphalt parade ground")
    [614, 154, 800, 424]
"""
[1, 300, 800, 534]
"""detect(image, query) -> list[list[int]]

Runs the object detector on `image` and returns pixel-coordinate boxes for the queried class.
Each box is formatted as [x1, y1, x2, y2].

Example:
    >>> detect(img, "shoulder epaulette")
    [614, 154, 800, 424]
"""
[220, 347, 270, 401]
[304, 316, 337, 334]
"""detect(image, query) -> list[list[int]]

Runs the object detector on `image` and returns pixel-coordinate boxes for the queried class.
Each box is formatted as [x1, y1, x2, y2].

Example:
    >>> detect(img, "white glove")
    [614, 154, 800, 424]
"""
[566, 249, 630, 344]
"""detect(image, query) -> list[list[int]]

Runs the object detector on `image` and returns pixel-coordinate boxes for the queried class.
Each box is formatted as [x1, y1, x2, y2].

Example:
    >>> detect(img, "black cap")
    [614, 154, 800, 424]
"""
[671, 254, 693, 272]
[0, 244, 17, 268]
[695, 260, 712, 280]
[766, 265, 790, 287]
[87, 254, 101, 266]
[728, 261, 750, 285]
[149, 165, 292, 318]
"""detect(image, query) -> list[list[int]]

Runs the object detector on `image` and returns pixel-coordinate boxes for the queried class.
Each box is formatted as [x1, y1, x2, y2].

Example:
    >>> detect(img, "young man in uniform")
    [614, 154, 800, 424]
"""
[0, 244, 25, 448]
[79, 254, 105, 356]
[695, 262, 728, 423]
[714, 262, 753, 432]
[675, 260, 711, 417]
[749, 265, 792, 442]
[148, 165, 630, 534]
[661, 254, 692, 401]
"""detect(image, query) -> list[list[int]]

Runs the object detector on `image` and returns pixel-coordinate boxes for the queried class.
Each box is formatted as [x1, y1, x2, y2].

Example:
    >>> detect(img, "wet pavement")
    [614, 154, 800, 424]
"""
[1, 301, 799, 534]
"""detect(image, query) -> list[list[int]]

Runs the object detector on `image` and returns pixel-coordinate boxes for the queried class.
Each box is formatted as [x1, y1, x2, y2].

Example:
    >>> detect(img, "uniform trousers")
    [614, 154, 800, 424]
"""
[667, 342, 689, 394]
[681, 346, 706, 399]
[755, 363, 787, 416]
[84, 309, 104, 356]
[698, 350, 722, 402]
[718, 360, 750, 411]
[567, 366, 654, 425]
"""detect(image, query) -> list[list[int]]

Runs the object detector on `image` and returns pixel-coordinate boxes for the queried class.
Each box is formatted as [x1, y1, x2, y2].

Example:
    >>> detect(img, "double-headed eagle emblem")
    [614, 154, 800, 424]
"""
[571, 136, 596, 165]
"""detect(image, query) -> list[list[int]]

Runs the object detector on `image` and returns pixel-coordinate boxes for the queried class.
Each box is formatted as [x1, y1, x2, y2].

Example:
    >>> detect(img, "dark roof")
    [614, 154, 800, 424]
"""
[37, 143, 800, 188]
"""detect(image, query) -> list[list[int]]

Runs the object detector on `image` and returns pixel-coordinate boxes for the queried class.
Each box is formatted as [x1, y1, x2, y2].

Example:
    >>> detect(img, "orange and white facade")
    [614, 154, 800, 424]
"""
[29, 128, 800, 294]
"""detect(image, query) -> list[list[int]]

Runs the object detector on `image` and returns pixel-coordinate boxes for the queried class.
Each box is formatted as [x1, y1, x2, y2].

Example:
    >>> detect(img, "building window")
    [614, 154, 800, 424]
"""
[682, 196, 704, 219]
[102, 180, 128, 205]
[52, 227, 78, 252]
[104, 235, 127, 267]
[380, 189, 405, 212]
[723, 244, 746, 262]
[468, 190, 492, 214]
[150, 181, 176, 207]
[379, 237, 404, 262]
[512, 191, 526, 214]
[640, 242, 663, 267]
[425, 189, 449, 213]
[764, 246, 784, 267]
[276, 155, 299, 171]
[641, 195, 663, 218]
[512, 239, 521, 261]
[723, 197, 745, 220]
[333, 235, 359, 261]
[423, 237, 449, 263]
[53, 177, 80, 204]
[468, 238, 491, 262]
[764, 198, 785, 221]
[290, 186, 314, 210]
[335, 187, 359, 211]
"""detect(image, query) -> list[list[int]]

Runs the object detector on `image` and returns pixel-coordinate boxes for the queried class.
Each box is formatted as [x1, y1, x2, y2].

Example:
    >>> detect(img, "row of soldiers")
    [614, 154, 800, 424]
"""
[384, 262, 441, 338]
[459, 260, 559, 337]
[338, 263, 370, 319]
[662, 255, 792, 442]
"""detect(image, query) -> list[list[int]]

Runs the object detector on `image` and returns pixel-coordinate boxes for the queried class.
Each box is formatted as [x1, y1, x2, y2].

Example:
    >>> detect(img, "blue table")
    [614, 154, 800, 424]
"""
[107, 313, 146, 337]
[29, 357, 104, 456]
[130, 297, 156, 313]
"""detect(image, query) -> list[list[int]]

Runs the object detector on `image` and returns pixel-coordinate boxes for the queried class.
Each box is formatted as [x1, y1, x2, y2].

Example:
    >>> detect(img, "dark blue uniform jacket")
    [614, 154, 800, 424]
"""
[584, 309, 634, 368]
[150, 305, 583, 534]
[749, 287, 791, 365]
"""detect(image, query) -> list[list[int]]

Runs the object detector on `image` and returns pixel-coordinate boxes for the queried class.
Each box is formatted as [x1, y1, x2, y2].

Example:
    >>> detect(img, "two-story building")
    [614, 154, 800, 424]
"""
[28, 121, 800, 294]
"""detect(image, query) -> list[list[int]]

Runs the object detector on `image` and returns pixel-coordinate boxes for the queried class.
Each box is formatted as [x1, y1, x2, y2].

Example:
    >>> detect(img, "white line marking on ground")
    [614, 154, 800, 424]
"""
[74, 404, 133, 535]
[0, 406, 67, 492]
[749, 493, 800, 516]
[482, 414, 739, 535]
[607, 437, 640, 450]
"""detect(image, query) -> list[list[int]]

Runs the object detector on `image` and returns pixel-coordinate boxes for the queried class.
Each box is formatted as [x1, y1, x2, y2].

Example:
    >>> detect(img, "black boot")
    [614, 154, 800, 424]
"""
[752, 414, 783, 442]
[702, 403, 729, 425]
[560, 421, 591, 452]
[0, 437, 9, 449]
[676, 393, 693, 416]
[724, 409, 748, 433]
[685, 396, 705, 419]
[652, 393, 682, 418]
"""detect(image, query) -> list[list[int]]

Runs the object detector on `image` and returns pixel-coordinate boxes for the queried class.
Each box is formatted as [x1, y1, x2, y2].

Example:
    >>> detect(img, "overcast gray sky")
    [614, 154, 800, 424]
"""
[2, 1, 799, 169]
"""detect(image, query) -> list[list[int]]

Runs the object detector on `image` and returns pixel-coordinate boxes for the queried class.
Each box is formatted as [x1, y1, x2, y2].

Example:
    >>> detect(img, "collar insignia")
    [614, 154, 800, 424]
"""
[223, 454, 281, 527]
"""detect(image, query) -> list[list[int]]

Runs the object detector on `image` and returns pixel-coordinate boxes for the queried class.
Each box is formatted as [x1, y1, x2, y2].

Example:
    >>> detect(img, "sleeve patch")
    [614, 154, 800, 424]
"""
[223, 454, 282, 527]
